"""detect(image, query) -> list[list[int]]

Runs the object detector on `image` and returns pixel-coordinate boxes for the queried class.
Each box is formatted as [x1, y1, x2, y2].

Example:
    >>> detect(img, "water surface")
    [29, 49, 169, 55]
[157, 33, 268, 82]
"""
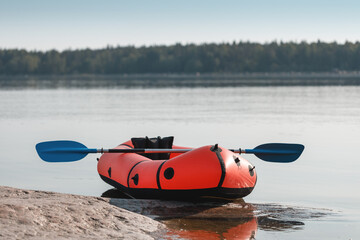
[0, 76, 359, 239]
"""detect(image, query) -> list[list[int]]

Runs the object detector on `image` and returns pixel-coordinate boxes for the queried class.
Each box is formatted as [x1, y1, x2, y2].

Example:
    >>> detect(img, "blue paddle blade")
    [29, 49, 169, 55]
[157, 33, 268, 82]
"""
[36, 140, 94, 162]
[247, 143, 305, 163]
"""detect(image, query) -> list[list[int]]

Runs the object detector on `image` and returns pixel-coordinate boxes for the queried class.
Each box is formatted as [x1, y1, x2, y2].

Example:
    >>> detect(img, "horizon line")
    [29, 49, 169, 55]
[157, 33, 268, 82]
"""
[1, 39, 360, 52]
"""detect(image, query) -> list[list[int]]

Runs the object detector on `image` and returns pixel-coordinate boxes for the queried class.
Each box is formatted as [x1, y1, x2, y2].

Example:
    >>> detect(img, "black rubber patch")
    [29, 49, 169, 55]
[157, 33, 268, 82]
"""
[164, 167, 174, 180]
[131, 174, 139, 185]
[234, 156, 240, 166]
[108, 167, 112, 178]
[127, 160, 146, 187]
[248, 165, 255, 176]
[210, 145, 226, 188]
[156, 161, 166, 190]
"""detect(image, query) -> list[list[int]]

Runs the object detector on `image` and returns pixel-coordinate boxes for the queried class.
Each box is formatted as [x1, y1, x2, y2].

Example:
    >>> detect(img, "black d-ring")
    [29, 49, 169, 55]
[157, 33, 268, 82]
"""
[164, 167, 174, 180]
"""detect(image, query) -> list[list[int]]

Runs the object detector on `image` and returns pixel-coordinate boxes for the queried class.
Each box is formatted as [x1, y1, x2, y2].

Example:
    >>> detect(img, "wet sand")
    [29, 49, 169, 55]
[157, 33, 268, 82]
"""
[1, 186, 331, 239]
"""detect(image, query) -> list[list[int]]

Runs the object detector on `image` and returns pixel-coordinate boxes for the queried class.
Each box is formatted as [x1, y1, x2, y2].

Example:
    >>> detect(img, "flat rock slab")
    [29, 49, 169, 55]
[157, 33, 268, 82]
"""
[1, 186, 331, 239]
[0, 186, 164, 239]
[108, 191, 330, 239]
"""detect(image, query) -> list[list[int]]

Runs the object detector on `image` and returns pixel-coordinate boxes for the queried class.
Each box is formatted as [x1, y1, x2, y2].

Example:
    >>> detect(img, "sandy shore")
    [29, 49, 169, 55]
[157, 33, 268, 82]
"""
[0, 186, 164, 239]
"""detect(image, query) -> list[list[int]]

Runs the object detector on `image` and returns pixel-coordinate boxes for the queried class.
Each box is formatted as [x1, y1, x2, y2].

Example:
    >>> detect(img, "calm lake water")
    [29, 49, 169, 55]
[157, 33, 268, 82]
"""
[0, 75, 359, 239]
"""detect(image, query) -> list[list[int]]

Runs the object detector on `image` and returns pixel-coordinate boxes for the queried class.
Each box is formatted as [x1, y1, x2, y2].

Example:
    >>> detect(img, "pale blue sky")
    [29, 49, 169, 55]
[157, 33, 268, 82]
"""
[1, 0, 360, 51]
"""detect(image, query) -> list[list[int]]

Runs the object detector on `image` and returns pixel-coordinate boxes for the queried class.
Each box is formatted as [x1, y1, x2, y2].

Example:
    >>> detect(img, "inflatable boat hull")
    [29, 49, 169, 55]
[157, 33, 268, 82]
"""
[97, 140, 257, 199]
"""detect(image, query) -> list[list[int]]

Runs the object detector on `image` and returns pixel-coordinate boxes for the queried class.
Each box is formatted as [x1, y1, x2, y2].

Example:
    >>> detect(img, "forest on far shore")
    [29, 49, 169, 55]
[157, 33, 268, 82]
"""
[1, 41, 360, 74]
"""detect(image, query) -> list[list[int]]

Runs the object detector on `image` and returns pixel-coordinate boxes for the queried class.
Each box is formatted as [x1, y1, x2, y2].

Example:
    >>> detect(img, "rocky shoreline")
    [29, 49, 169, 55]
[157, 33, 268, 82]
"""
[0, 186, 164, 239]
[1, 186, 330, 239]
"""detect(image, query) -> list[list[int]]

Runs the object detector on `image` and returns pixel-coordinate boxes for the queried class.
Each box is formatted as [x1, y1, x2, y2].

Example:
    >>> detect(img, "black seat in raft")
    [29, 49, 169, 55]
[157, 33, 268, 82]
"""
[131, 136, 174, 160]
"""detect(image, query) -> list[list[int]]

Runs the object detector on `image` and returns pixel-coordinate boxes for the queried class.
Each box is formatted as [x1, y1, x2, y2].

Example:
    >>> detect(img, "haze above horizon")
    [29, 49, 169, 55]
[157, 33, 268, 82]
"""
[1, 0, 360, 51]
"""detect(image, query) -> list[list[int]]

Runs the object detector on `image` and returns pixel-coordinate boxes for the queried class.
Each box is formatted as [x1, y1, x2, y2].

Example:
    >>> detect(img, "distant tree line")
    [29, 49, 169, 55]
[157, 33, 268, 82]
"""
[1, 41, 360, 74]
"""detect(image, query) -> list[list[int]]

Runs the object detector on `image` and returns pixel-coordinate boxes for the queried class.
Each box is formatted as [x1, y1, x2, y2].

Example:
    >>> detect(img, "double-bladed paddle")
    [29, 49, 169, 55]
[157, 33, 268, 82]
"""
[36, 140, 304, 163]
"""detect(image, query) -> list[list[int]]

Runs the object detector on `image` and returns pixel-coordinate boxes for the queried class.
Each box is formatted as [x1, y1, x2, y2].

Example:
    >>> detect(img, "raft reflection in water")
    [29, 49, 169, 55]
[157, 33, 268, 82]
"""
[104, 189, 309, 240]
[165, 217, 257, 240]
